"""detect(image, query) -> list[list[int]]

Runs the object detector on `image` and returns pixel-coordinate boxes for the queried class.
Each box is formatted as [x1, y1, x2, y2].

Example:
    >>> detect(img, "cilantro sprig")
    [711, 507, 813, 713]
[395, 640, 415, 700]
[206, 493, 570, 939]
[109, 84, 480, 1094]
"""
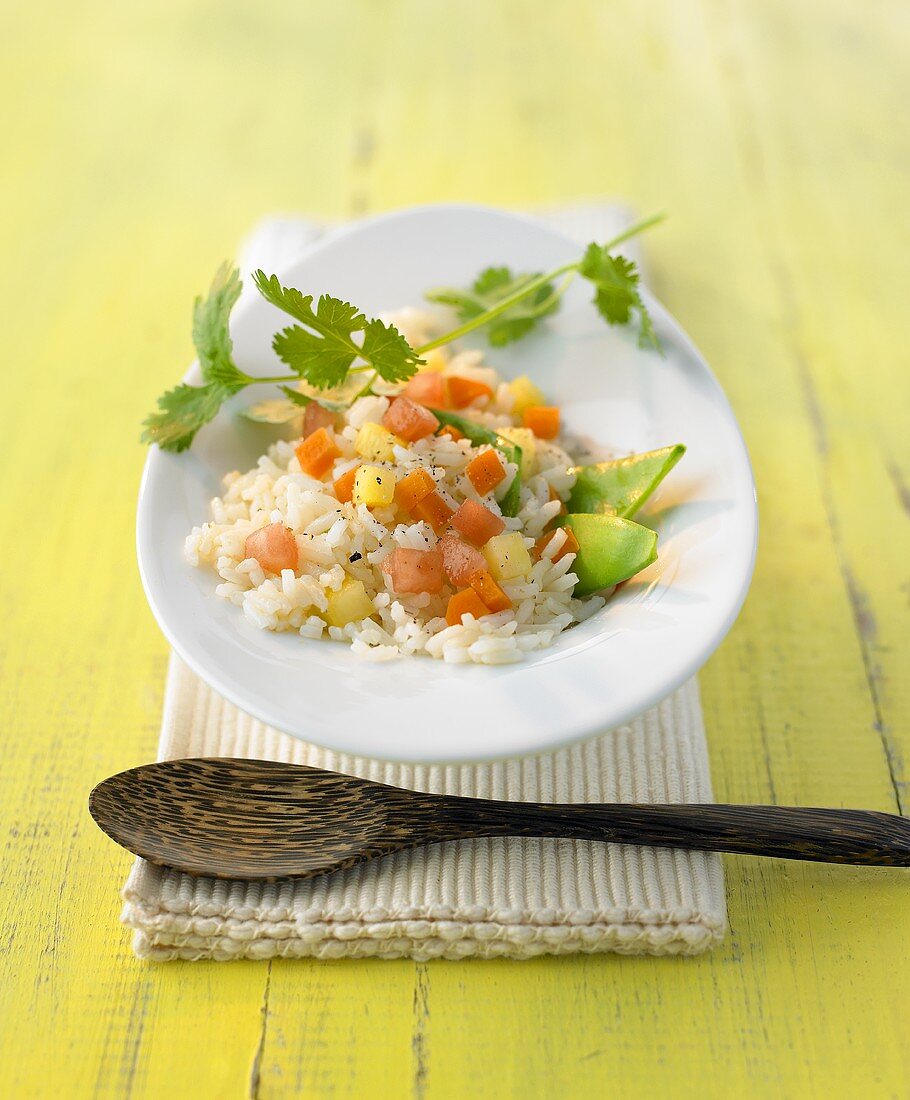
[143, 213, 663, 451]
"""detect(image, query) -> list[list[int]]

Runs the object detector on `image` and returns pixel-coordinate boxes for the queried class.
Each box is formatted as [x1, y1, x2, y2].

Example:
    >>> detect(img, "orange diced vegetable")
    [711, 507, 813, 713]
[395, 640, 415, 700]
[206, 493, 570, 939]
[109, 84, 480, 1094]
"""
[303, 402, 336, 437]
[244, 524, 298, 573]
[382, 397, 439, 442]
[333, 464, 360, 504]
[522, 405, 560, 439]
[451, 499, 505, 546]
[535, 525, 580, 564]
[448, 376, 493, 409]
[412, 491, 455, 534]
[439, 533, 486, 586]
[445, 588, 491, 626]
[403, 373, 450, 408]
[468, 569, 512, 612]
[395, 467, 437, 513]
[381, 547, 445, 594]
[438, 424, 465, 442]
[465, 449, 506, 495]
[295, 427, 340, 479]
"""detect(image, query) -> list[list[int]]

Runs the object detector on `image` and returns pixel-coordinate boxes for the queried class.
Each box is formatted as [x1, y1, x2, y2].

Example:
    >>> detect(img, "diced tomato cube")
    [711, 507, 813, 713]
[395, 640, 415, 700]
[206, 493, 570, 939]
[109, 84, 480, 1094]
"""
[303, 402, 336, 437]
[448, 376, 493, 408]
[465, 449, 506, 495]
[468, 569, 512, 612]
[451, 499, 505, 545]
[244, 524, 298, 573]
[412, 491, 454, 534]
[522, 405, 560, 439]
[295, 427, 340, 479]
[438, 533, 486, 586]
[445, 588, 491, 626]
[403, 373, 450, 409]
[395, 468, 437, 513]
[381, 547, 445, 594]
[535, 525, 579, 563]
[382, 397, 439, 442]
[333, 464, 360, 504]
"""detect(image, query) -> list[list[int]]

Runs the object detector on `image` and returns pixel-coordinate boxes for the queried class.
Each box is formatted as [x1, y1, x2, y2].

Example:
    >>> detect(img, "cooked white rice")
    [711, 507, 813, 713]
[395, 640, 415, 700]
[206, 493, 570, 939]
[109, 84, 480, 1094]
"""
[185, 315, 606, 664]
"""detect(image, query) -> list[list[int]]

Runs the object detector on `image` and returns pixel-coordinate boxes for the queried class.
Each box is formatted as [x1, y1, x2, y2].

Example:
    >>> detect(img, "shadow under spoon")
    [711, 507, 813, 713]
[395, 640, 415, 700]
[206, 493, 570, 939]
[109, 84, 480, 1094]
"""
[88, 758, 910, 881]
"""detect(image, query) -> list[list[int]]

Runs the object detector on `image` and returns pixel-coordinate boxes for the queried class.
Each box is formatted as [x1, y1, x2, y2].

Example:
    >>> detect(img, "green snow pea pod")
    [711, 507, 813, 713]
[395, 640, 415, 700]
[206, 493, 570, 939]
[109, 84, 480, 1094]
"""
[561, 513, 658, 596]
[567, 444, 685, 518]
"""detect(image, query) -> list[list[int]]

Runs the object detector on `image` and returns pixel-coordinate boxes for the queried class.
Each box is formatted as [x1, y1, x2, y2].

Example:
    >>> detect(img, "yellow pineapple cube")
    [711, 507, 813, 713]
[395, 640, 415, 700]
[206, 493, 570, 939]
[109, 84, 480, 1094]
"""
[418, 348, 448, 373]
[323, 578, 375, 628]
[508, 375, 546, 415]
[498, 427, 538, 478]
[353, 465, 396, 507]
[482, 532, 533, 583]
[355, 422, 402, 462]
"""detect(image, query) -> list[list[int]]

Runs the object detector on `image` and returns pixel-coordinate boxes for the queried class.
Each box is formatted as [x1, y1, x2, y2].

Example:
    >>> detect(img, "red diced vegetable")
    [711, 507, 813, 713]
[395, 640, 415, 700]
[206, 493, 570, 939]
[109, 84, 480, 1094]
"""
[244, 524, 298, 573]
[403, 373, 450, 408]
[465, 449, 506, 495]
[395, 468, 437, 512]
[446, 588, 491, 626]
[535, 526, 580, 563]
[448, 376, 493, 408]
[451, 499, 505, 545]
[381, 547, 445, 594]
[522, 406, 560, 439]
[439, 533, 486, 586]
[382, 397, 439, 442]
[412, 491, 455, 534]
[468, 569, 512, 612]
[295, 427, 340, 479]
[333, 465, 360, 504]
[303, 402, 336, 437]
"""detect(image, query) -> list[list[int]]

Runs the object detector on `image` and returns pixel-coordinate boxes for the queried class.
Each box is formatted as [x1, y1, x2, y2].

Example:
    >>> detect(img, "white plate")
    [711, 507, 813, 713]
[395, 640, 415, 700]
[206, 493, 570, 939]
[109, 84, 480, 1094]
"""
[138, 204, 757, 762]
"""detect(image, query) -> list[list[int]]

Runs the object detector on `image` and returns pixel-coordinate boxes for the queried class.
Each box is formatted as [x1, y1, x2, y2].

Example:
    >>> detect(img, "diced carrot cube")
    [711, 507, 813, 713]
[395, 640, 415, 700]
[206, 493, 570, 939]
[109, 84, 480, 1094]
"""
[333, 464, 360, 504]
[522, 405, 560, 439]
[451, 499, 506, 546]
[411, 490, 455, 534]
[295, 427, 340, 479]
[303, 402, 336, 437]
[403, 373, 450, 409]
[244, 524, 298, 573]
[448, 376, 493, 409]
[381, 547, 445, 594]
[382, 397, 439, 442]
[445, 588, 491, 626]
[468, 569, 512, 612]
[466, 449, 506, 495]
[438, 424, 465, 442]
[439, 533, 486, 586]
[395, 468, 437, 513]
[535, 525, 580, 564]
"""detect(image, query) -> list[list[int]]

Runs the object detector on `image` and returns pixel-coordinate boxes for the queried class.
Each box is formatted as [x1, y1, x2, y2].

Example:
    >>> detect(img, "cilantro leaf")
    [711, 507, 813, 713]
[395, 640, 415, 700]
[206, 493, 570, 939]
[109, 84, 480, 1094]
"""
[141, 382, 229, 452]
[253, 271, 422, 388]
[142, 264, 249, 451]
[426, 266, 559, 347]
[578, 245, 659, 350]
[192, 263, 247, 391]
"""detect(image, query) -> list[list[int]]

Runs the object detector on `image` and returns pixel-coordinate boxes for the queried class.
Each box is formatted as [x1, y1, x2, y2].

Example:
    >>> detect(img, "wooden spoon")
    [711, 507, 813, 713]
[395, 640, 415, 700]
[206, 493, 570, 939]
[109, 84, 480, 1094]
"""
[88, 758, 910, 880]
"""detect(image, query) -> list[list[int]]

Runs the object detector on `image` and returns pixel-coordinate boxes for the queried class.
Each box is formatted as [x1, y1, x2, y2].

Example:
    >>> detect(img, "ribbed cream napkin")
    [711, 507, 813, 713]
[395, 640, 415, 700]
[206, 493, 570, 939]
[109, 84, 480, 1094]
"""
[121, 206, 726, 960]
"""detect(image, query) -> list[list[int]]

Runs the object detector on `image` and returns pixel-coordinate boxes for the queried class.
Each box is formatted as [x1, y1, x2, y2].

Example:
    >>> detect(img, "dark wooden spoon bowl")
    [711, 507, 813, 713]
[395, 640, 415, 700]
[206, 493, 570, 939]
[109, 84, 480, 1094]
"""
[88, 758, 910, 880]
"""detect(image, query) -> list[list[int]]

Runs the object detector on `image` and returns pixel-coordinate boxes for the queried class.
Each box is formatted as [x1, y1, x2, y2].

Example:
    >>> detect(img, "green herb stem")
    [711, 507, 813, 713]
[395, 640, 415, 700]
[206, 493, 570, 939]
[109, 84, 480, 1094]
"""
[415, 212, 664, 354]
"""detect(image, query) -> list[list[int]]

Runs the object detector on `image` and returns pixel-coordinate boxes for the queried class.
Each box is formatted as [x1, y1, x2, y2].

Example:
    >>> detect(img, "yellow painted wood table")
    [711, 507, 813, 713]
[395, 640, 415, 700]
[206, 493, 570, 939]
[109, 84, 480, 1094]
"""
[2, 1, 908, 1096]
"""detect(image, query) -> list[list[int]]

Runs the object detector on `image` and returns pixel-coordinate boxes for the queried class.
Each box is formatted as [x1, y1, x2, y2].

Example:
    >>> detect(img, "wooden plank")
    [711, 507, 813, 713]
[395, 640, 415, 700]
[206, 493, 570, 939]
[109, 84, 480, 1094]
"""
[0, 1, 907, 1097]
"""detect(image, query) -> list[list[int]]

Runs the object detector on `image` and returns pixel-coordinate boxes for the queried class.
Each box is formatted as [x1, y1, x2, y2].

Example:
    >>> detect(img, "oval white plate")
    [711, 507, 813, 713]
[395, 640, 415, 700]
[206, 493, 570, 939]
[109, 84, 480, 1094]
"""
[138, 204, 757, 762]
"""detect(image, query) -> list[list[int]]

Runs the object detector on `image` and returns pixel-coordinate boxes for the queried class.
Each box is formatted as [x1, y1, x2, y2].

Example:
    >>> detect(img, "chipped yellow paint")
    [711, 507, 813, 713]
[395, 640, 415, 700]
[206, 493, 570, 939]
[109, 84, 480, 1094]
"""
[1, 0, 908, 1097]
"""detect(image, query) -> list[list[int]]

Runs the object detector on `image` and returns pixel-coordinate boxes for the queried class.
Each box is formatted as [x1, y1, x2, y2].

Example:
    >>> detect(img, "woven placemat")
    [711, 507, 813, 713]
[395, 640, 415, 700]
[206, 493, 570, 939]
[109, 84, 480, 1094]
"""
[121, 206, 726, 960]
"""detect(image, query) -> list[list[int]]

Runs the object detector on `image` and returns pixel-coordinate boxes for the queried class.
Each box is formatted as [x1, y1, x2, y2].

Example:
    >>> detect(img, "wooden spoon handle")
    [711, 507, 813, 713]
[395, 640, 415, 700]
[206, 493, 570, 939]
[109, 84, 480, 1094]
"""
[437, 801, 910, 866]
